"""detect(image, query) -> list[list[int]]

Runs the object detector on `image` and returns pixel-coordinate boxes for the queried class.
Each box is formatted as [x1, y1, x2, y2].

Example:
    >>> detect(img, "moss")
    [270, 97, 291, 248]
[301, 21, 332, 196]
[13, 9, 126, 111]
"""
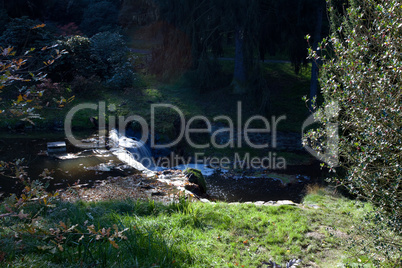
[184, 168, 207, 193]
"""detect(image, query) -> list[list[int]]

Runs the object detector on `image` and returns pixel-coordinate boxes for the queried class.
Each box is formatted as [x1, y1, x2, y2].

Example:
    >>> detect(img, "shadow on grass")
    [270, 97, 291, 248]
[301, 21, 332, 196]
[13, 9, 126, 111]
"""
[0, 198, 196, 267]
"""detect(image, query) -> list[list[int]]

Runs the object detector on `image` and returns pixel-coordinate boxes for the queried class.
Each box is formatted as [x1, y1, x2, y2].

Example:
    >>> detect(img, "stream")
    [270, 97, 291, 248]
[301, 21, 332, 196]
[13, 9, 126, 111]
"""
[0, 131, 326, 202]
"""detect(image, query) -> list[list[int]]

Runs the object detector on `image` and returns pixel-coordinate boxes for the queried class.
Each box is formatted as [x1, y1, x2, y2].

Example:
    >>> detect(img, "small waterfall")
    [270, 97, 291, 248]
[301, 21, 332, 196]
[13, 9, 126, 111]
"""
[109, 129, 154, 171]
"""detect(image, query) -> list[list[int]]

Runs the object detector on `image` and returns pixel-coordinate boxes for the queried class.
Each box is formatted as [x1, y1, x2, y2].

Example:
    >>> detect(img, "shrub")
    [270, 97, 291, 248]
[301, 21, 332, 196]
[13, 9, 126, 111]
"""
[106, 63, 138, 90]
[0, 18, 63, 87]
[0, 17, 55, 54]
[90, 31, 136, 90]
[35, 79, 74, 108]
[55, 31, 136, 91]
[52, 35, 96, 81]
[305, 0, 402, 263]
[90, 31, 128, 70]
[90, 31, 140, 90]
[0, 40, 66, 119]
[60, 34, 91, 53]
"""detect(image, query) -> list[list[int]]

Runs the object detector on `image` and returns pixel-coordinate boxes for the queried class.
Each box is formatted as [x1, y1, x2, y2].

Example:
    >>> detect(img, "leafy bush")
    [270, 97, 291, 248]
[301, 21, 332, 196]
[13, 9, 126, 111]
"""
[90, 31, 129, 74]
[0, 43, 66, 119]
[0, 18, 62, 88]
[55, 31, 136, 92]
[0, 17, 55, 54]
[90, 31, 128, 63]
[106, 63, 138, 90]
[35, 79, 74, 108]
[60, 34, 91, 53]
[90, 31, 137, 90]
[51, 35, 95, 81]
[305, 0, 402, 264]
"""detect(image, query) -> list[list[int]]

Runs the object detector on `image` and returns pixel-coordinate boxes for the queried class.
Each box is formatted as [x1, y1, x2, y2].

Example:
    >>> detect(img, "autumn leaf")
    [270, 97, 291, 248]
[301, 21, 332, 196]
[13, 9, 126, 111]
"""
[78, 235, 84, 242]
[109, 239, 119, 249]
[59, 221, 67, 230]
[87, 225, 97, 234]
[2, 47, 13, 56]
[31, 24, 46, 29]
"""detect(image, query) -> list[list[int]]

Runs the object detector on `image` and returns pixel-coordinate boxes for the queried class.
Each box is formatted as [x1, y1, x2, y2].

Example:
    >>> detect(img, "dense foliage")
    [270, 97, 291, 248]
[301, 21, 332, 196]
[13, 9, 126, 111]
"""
[305, 0, 402, 263]
[52, 31, 136, 92]
[0, 29, 67, 118]
[0, 17, 55, 54]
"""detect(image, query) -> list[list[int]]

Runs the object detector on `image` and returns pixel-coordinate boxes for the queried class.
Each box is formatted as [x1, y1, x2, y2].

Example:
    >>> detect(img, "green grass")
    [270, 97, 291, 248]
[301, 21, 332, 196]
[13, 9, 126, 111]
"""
[1, 188, 398, 267]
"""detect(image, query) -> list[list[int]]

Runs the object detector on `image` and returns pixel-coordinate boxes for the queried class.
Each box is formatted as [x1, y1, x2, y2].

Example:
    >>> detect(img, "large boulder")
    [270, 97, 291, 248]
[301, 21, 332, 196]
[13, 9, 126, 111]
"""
[184, 168, 207, 194]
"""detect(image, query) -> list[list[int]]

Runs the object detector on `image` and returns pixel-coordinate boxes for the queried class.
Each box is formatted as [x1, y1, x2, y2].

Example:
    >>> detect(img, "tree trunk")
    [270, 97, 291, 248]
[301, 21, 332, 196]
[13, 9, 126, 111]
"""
[232, 28, 247, 94]
[309, 0, 324, 110]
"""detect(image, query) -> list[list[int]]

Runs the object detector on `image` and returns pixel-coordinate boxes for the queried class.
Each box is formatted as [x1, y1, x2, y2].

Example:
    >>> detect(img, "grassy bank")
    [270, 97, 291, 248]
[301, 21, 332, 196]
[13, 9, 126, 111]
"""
[1, 186, 399, 267]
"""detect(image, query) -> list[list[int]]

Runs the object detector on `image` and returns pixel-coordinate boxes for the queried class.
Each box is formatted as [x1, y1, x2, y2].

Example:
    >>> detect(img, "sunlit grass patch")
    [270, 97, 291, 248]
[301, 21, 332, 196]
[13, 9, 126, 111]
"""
[1, 184, 398, 267]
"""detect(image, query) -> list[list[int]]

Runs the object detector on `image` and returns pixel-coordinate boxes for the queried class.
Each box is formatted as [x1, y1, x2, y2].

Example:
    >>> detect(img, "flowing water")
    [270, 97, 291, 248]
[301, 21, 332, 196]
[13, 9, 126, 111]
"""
[108, 129, 154, 171]
[0, 131, 325, 202]
[107, 130, 325, 202]
[0, 132, 138, 196]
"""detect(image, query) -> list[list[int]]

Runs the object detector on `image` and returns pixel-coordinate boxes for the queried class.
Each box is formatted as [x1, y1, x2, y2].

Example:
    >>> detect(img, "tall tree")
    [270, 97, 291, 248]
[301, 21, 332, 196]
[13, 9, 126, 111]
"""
[155, 0, 325, 96]
[229, 0, 259, 94]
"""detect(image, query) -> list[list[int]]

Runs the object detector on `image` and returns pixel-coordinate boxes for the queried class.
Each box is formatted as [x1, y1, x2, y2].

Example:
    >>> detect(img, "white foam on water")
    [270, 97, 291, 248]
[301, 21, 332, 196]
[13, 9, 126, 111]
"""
[109, 129, 153, 172]
[109, 129, 228, 177]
